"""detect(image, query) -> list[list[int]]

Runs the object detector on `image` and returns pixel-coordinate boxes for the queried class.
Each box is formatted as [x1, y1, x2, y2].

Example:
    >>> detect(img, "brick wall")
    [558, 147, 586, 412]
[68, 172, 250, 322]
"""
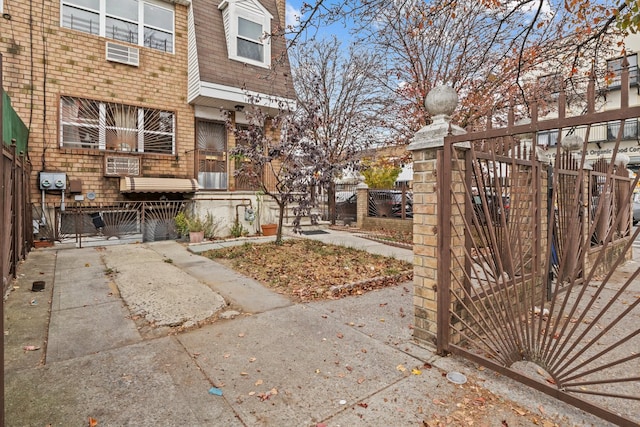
[1, 1, 193, 204]
[409, 147, 440, 345]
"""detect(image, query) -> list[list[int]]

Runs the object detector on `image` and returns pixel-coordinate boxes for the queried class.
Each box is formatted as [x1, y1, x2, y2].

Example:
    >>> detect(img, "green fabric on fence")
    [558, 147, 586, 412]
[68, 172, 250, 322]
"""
[2, 91, 29, 153]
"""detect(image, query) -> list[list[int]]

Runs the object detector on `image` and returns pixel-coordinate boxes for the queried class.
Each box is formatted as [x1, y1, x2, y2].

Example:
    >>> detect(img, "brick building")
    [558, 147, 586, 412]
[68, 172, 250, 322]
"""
[1, 0, 294, 240]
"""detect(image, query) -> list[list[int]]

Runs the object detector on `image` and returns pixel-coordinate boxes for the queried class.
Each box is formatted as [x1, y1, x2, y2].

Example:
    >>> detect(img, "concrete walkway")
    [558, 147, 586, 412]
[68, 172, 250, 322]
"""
[3, 229, 618, 426]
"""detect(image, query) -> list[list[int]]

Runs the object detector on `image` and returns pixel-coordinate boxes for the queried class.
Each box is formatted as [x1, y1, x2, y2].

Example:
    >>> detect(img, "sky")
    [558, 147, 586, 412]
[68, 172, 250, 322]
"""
[285, 1, 302, 28]
[285, 0, 353, 43]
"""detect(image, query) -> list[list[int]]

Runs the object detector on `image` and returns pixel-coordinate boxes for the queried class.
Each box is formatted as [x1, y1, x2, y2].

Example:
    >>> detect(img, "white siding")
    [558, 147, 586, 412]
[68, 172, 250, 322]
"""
[187, 3, 201, 103]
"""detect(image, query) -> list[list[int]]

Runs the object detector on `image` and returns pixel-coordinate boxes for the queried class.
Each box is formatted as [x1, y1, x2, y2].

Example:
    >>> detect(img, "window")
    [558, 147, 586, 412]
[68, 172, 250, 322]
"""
[606, 53, 638, 88]
[536, 129, 559, 147]
[607, 120, 639, 141]
[237, 17, 264, 62]
[218, 0, 272, 68]
[60, 96, 175, 154]
[61, 0, 174, 53]
[538, 74, 562, 95]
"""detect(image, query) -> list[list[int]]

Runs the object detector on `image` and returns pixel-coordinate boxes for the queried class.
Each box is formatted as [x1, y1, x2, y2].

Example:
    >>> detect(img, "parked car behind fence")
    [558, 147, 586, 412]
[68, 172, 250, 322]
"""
[335, 189, 413, 222]
[368, 190, 413, 219]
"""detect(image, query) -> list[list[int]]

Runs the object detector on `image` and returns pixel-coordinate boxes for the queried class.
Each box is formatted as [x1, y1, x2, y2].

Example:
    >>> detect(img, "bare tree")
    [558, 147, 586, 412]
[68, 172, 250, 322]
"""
[286, 1, 631, 135]
[231, 99, 333, 244]
[290, 37, 396, 222]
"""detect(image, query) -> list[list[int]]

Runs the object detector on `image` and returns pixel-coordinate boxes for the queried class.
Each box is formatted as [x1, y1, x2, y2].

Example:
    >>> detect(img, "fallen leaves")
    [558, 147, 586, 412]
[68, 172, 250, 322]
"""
[203, 239, 412, 302]
[420, 377, 563, 427]
[513, 407, 527, 416]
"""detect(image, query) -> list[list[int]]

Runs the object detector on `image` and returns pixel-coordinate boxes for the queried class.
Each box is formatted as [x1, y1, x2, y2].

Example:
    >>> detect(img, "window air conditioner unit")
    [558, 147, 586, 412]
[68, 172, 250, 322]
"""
[106, 42, 140, 67]
[105, 156, 140, 177]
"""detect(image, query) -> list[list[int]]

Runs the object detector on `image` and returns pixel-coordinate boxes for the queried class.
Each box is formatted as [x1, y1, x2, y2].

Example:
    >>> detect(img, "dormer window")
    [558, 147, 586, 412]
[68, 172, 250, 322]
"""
[218, 0, 272, 68]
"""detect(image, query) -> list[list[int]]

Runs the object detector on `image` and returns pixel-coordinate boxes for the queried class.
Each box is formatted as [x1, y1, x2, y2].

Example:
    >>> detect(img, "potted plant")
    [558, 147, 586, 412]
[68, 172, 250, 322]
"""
[187, 218, 205, 243]
[261, 223, 277, 236]
[175, 212, 205, 243]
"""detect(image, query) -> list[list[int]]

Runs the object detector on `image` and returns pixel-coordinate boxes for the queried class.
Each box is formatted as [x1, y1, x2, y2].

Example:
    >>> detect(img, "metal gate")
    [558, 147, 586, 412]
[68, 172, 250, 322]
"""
[437, 70, 640, 424]
[34, 201, 189, 245]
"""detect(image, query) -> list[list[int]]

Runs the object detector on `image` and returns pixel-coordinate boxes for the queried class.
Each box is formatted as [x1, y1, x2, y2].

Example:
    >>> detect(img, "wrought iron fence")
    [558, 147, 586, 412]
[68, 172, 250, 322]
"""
[433, 65, 640, 424]
[333, 183, 358, 223]
[33, 201, 191, 246]
[367, 187, 413, 220]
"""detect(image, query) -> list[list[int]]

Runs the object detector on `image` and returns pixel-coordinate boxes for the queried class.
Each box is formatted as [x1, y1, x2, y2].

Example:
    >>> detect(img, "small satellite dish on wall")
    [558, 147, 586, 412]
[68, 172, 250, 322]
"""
[86, 192, 96, 201]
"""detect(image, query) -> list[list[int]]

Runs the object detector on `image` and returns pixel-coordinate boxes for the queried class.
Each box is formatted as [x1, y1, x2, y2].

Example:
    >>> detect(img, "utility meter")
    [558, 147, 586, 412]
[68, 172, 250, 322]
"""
[244, 207, 256, 222]
[39, 172, 67, 190]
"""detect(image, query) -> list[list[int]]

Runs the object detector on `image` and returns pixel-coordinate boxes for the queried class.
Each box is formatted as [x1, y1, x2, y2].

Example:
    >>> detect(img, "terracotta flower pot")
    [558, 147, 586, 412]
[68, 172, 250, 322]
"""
[34, 240, 54, 248]
[261, 224, 277, 236]
[189, 231, 204, 243]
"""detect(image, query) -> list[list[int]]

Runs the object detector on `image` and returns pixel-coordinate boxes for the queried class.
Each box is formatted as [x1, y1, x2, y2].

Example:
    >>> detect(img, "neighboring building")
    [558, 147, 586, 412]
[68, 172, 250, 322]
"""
[534, 33, 640, 173]
[1, 0, 294, 240]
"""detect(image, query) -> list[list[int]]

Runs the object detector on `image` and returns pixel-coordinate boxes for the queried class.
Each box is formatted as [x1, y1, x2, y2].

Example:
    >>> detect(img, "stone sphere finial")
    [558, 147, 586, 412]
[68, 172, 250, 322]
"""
[425, 85, 458, 117]
[614, 153, 630, 168]
[562, 134, 583, 152]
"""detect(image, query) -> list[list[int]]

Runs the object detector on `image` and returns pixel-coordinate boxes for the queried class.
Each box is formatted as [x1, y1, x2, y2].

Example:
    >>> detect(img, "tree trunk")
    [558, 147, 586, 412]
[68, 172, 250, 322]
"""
[276, 202, 286, 244]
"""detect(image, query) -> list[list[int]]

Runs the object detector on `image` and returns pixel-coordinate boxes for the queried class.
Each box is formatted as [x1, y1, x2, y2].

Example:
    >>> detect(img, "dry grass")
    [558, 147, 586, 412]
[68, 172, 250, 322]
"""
[203, 238, 412, 302]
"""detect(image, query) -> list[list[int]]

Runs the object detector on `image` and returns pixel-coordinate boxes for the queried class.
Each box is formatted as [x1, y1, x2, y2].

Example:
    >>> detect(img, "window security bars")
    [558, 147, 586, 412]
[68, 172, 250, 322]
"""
[61, 0, 174, 53]
[60, 96, 175, 154]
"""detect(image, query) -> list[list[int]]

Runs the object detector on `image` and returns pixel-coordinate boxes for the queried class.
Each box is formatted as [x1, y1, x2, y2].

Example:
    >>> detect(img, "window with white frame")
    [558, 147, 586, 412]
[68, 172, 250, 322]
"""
[60, 96, 175, 154]
[61, 0, 174, 53]
[606, 53, 638, 88]
[536, 129, 559, 147]
[218, 0, 272, 68]
[607, 119, 639, 141]
[537, 74, 562, 102]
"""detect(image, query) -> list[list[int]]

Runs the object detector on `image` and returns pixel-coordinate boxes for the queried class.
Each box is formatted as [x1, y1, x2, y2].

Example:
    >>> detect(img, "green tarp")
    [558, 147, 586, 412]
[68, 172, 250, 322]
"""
[2, 91, 29, 153]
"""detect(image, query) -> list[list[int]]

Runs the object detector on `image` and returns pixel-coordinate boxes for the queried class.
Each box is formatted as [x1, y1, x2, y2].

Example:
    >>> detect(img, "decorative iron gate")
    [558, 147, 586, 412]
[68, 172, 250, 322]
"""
[34, 201, 190, 245]
[437, 71, 640, 424]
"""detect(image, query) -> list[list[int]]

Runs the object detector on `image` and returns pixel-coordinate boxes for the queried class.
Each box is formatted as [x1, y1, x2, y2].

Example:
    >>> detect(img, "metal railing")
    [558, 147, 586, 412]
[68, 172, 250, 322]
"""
[33, 201, 190, 246]
[367, 187, 413, 220]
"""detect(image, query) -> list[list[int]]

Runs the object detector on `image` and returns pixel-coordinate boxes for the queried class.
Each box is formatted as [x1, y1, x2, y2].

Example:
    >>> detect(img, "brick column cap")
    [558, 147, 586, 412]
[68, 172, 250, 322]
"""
[408, 115, 466, 152]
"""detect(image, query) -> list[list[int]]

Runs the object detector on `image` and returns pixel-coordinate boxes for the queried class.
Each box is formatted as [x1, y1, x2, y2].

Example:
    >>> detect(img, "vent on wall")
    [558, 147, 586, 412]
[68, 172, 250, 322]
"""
[105, 156, 140, 177]
[106, 42, 140, 67]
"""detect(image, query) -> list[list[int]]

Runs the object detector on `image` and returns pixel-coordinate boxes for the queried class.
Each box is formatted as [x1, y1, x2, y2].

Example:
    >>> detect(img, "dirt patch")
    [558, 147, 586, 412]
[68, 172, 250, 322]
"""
[202, 238, 412, 302]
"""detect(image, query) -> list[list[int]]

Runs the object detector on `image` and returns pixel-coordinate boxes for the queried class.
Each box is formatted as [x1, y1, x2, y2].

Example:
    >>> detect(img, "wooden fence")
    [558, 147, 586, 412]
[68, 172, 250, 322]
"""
[1, 142, 32, 294]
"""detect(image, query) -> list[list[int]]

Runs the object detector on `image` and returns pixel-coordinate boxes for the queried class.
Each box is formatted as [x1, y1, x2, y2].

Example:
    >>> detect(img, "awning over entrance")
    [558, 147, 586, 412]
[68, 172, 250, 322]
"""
[120, 177, 199, 193]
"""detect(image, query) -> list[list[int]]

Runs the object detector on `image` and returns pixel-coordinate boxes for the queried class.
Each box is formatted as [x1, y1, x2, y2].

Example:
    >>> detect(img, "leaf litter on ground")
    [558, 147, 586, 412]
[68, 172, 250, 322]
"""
[203, 239, 412, 302]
